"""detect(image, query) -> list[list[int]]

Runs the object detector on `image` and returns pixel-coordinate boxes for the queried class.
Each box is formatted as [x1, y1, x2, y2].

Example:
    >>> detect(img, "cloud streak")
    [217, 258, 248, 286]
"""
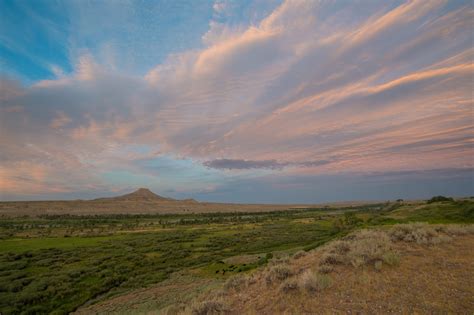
[203, 158, 332, 170]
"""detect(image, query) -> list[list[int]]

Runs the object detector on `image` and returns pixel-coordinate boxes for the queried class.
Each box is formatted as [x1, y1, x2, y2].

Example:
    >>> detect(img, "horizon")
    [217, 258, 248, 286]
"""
[1, 181, 472, 204]
[1, 0, 473, 203]
[1, 186, 467, 204]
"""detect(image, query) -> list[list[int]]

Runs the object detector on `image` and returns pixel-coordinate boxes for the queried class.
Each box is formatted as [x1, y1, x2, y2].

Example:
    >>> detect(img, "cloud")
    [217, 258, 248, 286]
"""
[203, 158, 333, 170]
[204, 159, 286, 170]
[1, 0, 473, 199]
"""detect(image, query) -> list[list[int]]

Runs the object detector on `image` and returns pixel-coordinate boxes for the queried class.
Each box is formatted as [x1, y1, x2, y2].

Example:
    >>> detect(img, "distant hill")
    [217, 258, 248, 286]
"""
[94, 188, 174, 202]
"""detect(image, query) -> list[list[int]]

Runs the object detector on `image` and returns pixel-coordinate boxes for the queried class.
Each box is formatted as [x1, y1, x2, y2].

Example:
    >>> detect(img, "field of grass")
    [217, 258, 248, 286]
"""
[0, 198, 472, 314]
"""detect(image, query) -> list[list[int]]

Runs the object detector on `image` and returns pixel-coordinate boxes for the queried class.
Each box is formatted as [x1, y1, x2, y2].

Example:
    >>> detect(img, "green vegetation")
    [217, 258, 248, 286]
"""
[427, 195, 454, 203]
[0, 198, 472, 314]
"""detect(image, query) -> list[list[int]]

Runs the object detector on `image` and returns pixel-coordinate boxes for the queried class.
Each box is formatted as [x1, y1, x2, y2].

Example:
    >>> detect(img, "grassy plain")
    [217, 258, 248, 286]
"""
[0, 198, 472, 314]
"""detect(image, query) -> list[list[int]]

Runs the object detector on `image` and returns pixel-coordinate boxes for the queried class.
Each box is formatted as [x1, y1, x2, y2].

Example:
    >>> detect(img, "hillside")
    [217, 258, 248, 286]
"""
[76, 224, 474, 314]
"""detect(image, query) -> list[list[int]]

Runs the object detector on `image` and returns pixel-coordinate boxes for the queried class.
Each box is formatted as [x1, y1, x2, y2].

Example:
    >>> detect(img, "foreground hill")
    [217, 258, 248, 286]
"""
[76, 224, 474, 314]
[211, 225, 474, 314]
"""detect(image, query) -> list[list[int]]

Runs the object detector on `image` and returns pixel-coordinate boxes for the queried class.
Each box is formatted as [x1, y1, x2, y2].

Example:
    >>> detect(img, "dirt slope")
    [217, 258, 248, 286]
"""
[226, 235, 474, 314]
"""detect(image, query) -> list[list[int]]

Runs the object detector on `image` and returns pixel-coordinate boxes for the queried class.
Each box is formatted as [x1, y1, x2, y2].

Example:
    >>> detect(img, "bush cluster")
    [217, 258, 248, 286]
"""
[318, 230, 397, 271]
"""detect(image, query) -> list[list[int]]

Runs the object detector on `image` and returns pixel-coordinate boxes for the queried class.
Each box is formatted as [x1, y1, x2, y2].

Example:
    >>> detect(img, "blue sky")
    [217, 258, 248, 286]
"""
[1, 0, 215, 82]
[1, 0, 281, 82]
[0, 0, 473, 202]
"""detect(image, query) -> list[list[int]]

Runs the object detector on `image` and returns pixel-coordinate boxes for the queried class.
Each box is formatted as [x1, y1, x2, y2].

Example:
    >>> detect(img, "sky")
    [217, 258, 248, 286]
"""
[0, 0, 473, 203]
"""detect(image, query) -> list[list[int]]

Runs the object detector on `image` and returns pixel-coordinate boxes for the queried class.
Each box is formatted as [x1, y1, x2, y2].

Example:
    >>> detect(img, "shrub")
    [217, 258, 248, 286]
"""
[223, 275, 247, 292]
[246, 274, 257, 285]
[319, 252, 342, 266]
[430, 234, 452, 245]
[163, 303, 186, 315]
[374, 260, 383, 271]
[265, 264, 293, 285]
[331, 240, 351, 255]
[437, 224, 474, 236]
[346, 231, 391, 267]
[279, 278, 299, 293]
[319, 230, 395, 269]
[382, 252, 400, 266]
[269, 254, 290, 266]
[389, 223, 451, 245]
[344, 212, 362, 226]
[317, 264, 334, 274]
[191, 299, 228, 315]
[318, 240, 350, 265]
[427, 196, 453, 203]
[298, 270, 331, 293]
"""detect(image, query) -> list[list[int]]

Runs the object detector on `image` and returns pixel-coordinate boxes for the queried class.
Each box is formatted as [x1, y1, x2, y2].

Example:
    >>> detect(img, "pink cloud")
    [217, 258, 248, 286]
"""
[1, 0, 472, 197]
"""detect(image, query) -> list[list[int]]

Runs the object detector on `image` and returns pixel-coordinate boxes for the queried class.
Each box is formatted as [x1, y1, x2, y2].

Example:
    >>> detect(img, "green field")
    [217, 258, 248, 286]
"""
[0, 199, 473, 314]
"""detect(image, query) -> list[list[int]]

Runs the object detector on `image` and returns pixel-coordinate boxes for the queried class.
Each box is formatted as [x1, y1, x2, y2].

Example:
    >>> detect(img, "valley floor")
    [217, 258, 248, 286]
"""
[1, 199, 472, 314]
